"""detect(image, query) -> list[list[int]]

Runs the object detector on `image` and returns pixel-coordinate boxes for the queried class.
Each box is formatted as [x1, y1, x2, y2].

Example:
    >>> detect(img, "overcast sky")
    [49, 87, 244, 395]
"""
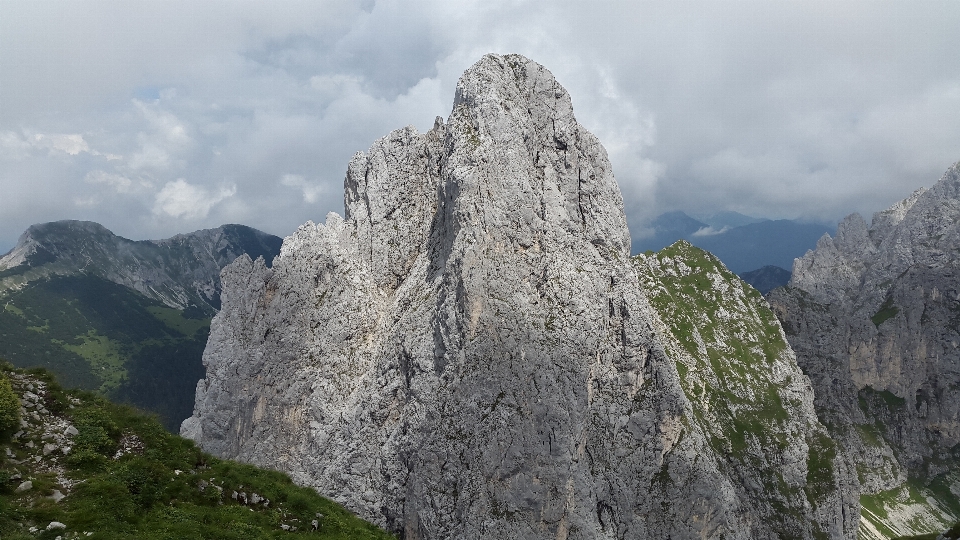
[2, 1, 959, 251]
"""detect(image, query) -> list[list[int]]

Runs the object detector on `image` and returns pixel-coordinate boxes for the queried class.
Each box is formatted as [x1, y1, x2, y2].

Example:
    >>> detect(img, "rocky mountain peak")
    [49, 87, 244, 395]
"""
[791, 161, 960, 306]
[869, 187, 927, 246]
[342, 53, 628, 293]
[1, 221, 109, 269]
[184, 54, 848, 539]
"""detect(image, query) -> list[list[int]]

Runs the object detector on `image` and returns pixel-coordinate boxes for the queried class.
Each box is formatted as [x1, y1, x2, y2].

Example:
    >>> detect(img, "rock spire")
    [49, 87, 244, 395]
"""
[184, 54, 849, 539]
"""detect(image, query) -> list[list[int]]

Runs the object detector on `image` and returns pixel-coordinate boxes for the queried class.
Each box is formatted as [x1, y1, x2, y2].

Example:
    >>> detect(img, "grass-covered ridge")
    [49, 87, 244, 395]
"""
[635, 240, 837, 538]
[634, 241, 797, 456]
[0, 364, 394, 540]
[860, 476, 960, 540]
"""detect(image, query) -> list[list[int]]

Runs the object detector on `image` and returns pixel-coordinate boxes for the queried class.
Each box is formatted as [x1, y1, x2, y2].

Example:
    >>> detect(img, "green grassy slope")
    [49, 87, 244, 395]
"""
[0, 365, 394, 540]
[0, 275, 208, 431]
[635, 240, 840, 538]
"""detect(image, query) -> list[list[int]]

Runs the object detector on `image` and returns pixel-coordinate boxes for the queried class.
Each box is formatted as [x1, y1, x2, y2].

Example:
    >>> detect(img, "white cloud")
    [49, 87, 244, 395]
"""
[0, 131, 32, 160]
[128, 100, 192, 171]
[691, 226, 729, 238]
[2, 1, 960, 251]
[84, 170, 133, 193]
[73, 195, 99, 207]
[33, 133, 90, 155]
[153, 179, 235, 220]
[309, 74, 363, 102]
[0, 130, 123, 163]
[280, 174, 325, 203]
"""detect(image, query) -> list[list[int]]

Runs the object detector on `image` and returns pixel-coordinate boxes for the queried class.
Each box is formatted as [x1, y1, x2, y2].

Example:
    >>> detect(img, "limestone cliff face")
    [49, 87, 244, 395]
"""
[769, 166, 960, 538]
[184, 54, 848, 539]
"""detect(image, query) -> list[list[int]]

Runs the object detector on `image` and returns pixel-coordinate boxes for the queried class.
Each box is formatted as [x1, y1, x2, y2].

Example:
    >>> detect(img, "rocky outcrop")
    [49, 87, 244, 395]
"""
[769, 168, 960, 538]
[0, 221, 282, 312]
[184, 54, 849, 539]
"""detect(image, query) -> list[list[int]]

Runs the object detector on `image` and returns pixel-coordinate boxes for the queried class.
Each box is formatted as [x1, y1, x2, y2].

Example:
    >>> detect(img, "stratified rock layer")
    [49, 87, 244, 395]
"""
[184, 54, 847, 539]
[770, 167, 960, 538]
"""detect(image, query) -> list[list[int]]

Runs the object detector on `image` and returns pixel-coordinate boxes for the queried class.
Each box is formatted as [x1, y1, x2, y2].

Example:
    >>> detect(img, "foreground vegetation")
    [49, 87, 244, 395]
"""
[0, 364, 394, 539]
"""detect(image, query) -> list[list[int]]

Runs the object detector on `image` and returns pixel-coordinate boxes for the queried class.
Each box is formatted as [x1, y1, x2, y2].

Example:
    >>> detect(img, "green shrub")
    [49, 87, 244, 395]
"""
[0, 372, 19, 434]
[71, 406, 120, 455]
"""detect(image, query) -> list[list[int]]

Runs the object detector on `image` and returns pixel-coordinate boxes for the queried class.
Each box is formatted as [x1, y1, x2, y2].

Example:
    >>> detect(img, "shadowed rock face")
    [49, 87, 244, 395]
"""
[769, 167, 960, 537]
[183, 54, 849, 539]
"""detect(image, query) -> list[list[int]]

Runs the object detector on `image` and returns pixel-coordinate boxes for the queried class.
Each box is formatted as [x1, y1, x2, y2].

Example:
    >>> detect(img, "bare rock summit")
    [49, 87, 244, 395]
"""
[184, 54, 849, 539]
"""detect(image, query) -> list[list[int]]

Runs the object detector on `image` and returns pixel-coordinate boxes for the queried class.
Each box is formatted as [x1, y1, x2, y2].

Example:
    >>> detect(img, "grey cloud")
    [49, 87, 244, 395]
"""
[2, 0, 959, 253]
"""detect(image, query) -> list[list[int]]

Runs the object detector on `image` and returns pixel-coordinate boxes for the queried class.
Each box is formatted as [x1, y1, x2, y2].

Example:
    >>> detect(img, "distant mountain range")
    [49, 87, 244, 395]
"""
[0, 221, 282, 430]
[739, 265, 792, 295]
[632, 210, 835, 275]
[1, 220, 282, 312]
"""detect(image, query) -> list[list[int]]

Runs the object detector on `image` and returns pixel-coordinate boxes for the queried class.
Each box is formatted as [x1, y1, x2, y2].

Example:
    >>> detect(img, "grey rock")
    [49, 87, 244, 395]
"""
[15, 480, 32, 493]
[64, 425, 78, 437]
[185, 54, 847, 539]
[769, 162, 960, 535]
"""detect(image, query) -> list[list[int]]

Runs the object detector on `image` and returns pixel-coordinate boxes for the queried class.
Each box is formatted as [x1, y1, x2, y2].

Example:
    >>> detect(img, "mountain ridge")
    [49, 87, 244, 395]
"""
[0, 220, 282, 313]
[0, 220, 283, 430]
[633, 210, 834, 273]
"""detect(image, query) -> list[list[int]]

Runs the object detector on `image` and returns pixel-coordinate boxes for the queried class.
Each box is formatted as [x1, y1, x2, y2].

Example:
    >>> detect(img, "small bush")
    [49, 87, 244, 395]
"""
[1, 369, 396, 540]
[0, 372, 19, 434]
[71, 406, 120, 456]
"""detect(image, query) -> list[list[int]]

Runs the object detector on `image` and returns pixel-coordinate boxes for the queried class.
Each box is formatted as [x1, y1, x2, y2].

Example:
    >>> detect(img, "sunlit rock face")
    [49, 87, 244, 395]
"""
[184, 54, 849, 539]
[770, 165, 960, 538]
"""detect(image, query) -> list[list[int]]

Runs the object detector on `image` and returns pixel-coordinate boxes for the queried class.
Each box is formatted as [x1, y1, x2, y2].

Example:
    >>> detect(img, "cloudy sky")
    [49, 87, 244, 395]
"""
[2, 1, 959, 252]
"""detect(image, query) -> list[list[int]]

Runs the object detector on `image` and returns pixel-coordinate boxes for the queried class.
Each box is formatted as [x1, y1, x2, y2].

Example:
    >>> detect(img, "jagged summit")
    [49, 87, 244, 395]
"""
[184, 54, 848, 539]
[341, 53, 630, 292]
